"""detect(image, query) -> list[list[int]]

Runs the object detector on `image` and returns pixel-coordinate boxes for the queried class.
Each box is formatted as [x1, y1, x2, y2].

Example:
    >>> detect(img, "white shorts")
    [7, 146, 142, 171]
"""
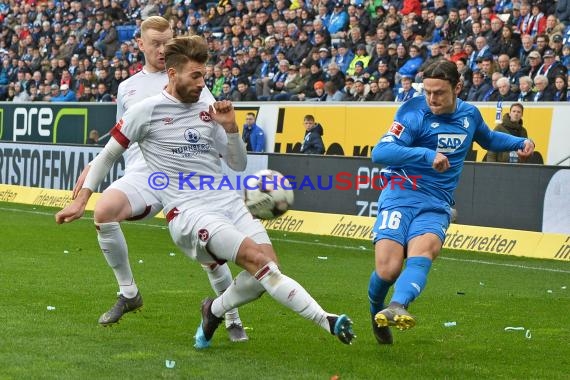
[105, 170, 163, 220]
[167, 200, 270, 265]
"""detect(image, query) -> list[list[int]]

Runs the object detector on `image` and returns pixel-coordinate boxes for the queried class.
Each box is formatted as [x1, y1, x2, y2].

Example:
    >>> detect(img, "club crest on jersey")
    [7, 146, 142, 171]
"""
[200, 111, 212, 122]
[184, 128, 200, 143]
[198, 229, 209, 242]
[437, 134, 467, 153]
[162, 117, 173, 125]
[388, 121, 405, 138]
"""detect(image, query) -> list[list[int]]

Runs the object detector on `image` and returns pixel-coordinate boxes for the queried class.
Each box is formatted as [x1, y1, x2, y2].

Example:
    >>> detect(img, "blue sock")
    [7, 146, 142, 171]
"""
[368, 271, 394, 317]
[391, 257, 432, 308]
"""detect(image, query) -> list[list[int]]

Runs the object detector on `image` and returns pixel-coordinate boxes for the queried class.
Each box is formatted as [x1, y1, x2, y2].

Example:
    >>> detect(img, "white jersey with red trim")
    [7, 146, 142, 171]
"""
[115, 68, 216, 174]
[111, 89, 239, 213]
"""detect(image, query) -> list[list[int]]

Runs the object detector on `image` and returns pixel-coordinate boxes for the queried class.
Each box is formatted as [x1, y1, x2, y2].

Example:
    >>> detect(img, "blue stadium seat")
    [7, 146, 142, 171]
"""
[116, 25, 138, 43]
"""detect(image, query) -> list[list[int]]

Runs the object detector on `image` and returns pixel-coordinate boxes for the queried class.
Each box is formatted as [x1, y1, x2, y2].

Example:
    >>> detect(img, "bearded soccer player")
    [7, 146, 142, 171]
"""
[57, 35, 355, 348]
[368, 60, 534, 344]
[73, 17, 248, 342]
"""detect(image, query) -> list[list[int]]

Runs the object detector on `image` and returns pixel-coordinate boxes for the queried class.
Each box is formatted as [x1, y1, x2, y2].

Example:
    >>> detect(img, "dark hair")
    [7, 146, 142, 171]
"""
[423, 60, 460, 87]
[510, 102, 524, 112]
[304, 114, 315, 122]
[165, 35, 209, 70]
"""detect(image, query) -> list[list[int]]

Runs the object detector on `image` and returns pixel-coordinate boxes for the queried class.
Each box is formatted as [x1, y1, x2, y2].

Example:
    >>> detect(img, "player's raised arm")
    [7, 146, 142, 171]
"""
[372, 107, 438, 168]
[210, 100, 247, 172]
[72, 165, 90, 199]
[473, 110, 534, 157]
[55, 138, 127, 224]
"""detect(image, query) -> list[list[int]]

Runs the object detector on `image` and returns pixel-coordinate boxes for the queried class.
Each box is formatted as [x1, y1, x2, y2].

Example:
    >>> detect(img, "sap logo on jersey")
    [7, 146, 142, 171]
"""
[437, 134, 467, 153]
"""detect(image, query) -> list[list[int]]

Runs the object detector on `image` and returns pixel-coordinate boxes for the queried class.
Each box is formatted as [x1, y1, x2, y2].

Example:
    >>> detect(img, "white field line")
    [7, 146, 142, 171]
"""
[4, 206, 570, 274]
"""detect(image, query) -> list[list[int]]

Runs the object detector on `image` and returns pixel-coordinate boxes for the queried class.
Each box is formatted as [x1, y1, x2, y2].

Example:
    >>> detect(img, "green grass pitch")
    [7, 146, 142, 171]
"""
[0, 202, 569, 379]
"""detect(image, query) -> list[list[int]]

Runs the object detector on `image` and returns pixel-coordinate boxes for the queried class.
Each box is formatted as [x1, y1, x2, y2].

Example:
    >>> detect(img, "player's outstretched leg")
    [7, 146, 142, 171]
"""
[368, 270, 395, 344]
[208, 263, 355, 346]
[255, 262, 355, 344]
[201, 263, 248, 342]
[96, 222, 142, 325]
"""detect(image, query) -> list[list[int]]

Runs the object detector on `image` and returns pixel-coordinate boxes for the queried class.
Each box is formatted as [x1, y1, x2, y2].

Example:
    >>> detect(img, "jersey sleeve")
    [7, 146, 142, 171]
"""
[473, 108, 526, 151]
[371, 99, 437, 166]
[214, 123, 229, 156]
[109, 102, 150, 149]
[83, 138, 126, 191]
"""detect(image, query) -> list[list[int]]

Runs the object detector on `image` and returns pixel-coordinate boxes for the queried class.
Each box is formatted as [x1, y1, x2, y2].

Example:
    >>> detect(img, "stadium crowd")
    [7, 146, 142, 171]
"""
[1, 0, 569, 103]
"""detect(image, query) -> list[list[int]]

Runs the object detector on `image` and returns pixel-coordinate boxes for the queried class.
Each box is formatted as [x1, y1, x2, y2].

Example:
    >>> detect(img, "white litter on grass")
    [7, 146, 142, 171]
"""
[138, 260, 144, 264]
[244, 326, 253, 330]
[562, 286, 567, 290]
[63, 250, 69, 254]
[525, 330, 532, 339]
[317, 256, 328, 260]
[169, 252, 176, 257]
[547, 289, 553, 293]
[47, 306, 56, 311]
[479, 282, 485, 286]
[165, 360, 175, 369]
[504, 327, 525, 331]
[443, 321, 456, 327]
[358, 246, 367, 250]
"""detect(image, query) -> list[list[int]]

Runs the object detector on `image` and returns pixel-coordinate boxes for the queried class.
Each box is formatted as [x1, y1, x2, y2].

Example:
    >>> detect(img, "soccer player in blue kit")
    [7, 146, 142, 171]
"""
[367, 60, 535, 344]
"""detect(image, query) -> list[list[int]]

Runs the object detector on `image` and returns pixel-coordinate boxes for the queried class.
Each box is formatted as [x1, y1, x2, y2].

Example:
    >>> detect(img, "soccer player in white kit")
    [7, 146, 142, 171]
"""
[73, 17, 248, 341]
[57, 35, 355, 348]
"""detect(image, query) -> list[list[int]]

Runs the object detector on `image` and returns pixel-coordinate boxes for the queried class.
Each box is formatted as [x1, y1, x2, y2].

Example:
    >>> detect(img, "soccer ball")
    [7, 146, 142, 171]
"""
[245, 169, 294, 220]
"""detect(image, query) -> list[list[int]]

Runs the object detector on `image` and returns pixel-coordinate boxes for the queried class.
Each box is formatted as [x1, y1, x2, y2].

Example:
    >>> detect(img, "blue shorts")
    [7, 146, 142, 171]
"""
[372, 191, 451, 246]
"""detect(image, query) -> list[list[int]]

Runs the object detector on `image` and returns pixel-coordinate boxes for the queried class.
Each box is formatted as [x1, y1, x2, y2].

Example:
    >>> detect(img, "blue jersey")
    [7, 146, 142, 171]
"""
[372, 96, 527, 205]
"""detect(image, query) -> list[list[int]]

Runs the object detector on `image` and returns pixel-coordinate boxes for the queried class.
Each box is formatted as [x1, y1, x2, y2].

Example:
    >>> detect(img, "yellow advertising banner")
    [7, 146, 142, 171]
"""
[260, 209, 569, 261]
[271, 104, 553, 163]
[2, 184, 567, 261]
[0, 184, 102, 211]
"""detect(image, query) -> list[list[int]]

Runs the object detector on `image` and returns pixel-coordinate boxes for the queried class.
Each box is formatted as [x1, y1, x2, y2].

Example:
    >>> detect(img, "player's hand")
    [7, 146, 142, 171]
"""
[432, 152, 450, 173]
[210, 101, 238, 133]
[55, 189, 92, 224]
[517, 139, 535, 159]
[55, 201, 86, 224]
[72, 165, 90, 199]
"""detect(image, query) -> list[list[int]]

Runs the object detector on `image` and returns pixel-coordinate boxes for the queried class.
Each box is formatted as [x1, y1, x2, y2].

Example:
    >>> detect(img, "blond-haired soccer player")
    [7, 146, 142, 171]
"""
[73, 17, 248, 342]
[57, 35, 354, 348]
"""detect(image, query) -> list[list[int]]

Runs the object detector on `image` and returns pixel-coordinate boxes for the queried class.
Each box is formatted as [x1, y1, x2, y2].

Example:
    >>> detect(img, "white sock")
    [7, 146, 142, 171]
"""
[96, 222, 138, 298]
[211, 270, 265, 318]
[201, 263, 242, 327]
[256, 262, 333, 333]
